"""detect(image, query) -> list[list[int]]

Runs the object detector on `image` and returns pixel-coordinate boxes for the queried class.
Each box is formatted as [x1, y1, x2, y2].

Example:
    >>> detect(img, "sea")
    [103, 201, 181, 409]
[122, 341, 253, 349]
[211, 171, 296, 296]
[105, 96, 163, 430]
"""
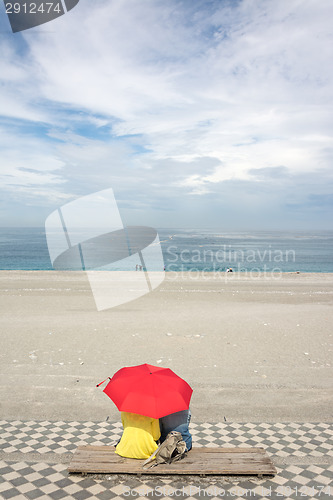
[0, 227, 333, 273]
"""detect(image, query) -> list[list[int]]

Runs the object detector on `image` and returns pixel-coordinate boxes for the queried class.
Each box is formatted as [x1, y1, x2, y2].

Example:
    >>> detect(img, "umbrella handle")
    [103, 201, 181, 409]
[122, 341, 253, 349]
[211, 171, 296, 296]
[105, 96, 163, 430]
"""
[96, 377, 111, 387]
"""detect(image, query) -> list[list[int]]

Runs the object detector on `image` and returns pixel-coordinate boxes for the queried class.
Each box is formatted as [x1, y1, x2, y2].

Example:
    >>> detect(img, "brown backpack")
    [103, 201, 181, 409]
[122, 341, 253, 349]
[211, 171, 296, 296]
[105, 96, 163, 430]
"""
[143, 431, 187, 469]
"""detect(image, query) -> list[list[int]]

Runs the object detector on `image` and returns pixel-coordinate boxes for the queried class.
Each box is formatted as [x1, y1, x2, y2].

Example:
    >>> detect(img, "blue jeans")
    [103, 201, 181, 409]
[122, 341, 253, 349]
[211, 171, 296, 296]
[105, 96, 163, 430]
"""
[159, 409, 192, 451]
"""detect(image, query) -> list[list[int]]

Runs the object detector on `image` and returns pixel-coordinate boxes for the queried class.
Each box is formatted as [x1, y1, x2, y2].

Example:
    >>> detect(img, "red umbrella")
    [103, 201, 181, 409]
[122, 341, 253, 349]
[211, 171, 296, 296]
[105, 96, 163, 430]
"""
[97, 363, 193, 419]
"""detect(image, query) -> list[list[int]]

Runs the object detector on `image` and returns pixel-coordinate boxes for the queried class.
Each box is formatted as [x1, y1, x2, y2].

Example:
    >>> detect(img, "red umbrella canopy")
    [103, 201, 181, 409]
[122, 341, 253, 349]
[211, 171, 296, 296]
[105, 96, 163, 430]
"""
[101, 363, 193, 419]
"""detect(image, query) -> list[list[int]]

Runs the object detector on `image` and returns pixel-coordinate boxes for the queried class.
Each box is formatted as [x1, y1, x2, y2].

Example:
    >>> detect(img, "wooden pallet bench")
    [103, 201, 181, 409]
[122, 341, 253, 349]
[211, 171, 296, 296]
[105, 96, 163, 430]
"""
[68, 446, 276, 476]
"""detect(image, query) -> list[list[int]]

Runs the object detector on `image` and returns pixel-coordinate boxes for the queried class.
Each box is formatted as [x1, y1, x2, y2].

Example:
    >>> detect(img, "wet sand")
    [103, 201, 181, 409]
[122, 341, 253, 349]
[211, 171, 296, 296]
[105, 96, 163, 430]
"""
[0, 271, 332, 422]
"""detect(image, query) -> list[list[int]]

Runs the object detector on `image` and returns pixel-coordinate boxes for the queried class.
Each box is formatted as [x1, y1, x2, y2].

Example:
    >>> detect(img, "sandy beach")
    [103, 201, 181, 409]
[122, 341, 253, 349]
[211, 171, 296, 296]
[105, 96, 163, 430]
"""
[1, 270, 332, 423]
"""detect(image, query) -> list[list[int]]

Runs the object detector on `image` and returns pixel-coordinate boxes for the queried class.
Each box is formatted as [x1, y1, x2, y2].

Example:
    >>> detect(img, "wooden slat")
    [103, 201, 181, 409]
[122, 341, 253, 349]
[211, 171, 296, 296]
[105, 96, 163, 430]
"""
[68, 446, 276, 476]
[77, 445, 266, 454]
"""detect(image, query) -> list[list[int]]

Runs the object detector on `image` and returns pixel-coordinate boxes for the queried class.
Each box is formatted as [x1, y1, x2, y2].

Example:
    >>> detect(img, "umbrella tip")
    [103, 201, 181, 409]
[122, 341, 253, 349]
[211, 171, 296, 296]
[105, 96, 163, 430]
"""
[96, 377, 111, 387]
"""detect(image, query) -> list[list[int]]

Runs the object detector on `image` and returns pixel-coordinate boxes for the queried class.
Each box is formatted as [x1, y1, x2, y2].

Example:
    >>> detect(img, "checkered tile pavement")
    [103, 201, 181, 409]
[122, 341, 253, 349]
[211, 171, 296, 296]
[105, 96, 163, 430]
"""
[1, 421, 332, 499]
[1, 420, 332, 458]
[0, 460, 332, 499]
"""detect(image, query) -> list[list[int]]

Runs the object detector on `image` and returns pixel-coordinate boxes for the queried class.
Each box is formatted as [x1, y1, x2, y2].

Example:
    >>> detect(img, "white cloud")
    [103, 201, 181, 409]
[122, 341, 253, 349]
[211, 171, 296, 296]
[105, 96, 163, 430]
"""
[0, 0, 332, 227]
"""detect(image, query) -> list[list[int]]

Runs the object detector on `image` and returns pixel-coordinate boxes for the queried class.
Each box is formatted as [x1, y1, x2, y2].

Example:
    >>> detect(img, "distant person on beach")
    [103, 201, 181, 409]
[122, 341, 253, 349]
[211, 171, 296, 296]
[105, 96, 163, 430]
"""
[226, 267, 233, 273]
[159, 409, 192, 451]
[115, 412, 161, 459]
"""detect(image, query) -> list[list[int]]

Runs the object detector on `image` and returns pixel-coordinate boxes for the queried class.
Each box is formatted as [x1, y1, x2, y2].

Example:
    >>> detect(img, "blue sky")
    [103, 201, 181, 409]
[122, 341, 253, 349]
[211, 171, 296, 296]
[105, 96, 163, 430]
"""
[0, 0, 332, 230]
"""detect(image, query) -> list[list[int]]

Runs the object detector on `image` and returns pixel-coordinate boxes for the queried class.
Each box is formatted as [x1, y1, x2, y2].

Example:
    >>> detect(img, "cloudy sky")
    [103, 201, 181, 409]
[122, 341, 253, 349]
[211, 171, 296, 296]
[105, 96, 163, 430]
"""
[0, 0, 332, 230]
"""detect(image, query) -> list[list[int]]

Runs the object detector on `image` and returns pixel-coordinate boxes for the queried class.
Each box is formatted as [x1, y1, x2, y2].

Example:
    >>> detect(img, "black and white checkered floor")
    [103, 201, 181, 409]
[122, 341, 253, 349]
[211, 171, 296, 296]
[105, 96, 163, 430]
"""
[1, 421, 332, 499]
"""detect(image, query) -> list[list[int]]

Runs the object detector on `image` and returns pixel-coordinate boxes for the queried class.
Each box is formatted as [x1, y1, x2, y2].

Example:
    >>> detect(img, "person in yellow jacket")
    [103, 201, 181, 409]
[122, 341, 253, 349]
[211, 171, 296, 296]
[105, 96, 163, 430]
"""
[115, 412, 161, 459]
